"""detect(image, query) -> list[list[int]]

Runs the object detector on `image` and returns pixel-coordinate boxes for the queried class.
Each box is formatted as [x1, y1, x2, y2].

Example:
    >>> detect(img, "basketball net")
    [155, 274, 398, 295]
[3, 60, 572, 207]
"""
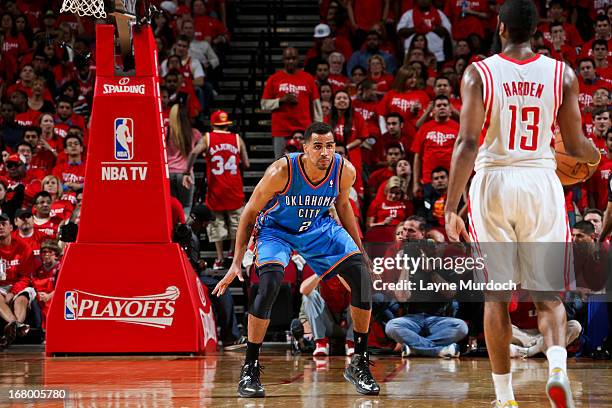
[60, 0, 137, 60]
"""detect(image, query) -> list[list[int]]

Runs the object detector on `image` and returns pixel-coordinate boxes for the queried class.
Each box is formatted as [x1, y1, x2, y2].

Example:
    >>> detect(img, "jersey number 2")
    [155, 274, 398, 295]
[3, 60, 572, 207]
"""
[210, 155, 237, 175]
[508, 105, 540, 151]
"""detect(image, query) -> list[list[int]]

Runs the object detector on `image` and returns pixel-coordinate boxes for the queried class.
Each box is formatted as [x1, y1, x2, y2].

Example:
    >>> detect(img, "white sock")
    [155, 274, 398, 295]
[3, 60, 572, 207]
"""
[492, 372, 515, 404]
[546, 346, 567, 375]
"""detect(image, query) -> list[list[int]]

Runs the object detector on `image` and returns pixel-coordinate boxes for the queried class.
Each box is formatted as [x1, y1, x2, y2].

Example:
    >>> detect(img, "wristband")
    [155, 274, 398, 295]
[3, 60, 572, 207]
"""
[587, 151, 602, 167]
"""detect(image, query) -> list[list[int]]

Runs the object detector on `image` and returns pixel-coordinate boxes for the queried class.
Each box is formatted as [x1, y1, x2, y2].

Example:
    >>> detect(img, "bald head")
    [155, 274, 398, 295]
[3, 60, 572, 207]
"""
[283, 47, 299, 73]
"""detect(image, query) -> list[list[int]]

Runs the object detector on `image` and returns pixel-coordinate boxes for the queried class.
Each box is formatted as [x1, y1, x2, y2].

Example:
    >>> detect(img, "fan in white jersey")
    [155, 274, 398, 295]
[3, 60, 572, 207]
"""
[444, 0, 600, 407]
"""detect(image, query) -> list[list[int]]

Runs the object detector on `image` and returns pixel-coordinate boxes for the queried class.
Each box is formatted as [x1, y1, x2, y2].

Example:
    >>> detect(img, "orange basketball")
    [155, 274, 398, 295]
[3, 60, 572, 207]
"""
[555, 136, 597, 185]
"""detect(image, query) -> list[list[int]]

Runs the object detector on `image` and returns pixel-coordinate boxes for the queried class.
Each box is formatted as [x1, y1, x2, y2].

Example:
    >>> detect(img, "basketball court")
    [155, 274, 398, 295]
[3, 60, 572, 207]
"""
[2, 347, 611, 407]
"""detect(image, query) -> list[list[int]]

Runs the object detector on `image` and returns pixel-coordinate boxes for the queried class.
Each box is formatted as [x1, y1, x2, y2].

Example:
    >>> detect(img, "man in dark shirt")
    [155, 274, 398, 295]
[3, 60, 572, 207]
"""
[0, 102, 23, 150]
[384, 216, 468, 357]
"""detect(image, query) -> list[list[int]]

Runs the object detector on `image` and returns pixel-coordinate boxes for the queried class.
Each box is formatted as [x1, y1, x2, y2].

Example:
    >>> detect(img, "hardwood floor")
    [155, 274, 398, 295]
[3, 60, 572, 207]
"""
[1, 348, 611, 407]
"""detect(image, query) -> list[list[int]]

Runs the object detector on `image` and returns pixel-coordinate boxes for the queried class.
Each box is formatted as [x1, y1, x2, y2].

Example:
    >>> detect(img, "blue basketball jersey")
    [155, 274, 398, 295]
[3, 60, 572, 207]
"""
[257, 153, 342, 234]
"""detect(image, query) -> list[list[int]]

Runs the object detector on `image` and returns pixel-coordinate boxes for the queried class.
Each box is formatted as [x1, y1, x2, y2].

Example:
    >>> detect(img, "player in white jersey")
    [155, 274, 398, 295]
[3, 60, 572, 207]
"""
[444, 1, 600, 407]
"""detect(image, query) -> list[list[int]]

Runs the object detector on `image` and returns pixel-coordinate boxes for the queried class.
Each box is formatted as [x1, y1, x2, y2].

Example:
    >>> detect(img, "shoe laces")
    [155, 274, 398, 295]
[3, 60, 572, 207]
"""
[244, 361, 265, 381]
[354, 354, 375, 380]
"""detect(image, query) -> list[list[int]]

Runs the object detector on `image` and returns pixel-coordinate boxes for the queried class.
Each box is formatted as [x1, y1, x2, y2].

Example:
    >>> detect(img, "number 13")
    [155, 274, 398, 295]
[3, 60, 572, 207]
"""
[508, 105, 540, 151]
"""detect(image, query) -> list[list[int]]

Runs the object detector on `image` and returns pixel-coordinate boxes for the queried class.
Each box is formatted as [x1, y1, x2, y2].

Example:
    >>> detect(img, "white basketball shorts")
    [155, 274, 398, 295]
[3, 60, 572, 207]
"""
[468, 167, 574, 292]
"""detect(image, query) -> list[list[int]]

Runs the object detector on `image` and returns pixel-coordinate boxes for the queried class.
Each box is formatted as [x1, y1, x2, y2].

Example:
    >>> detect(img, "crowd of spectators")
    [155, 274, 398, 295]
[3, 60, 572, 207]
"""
[0, 0, 232, 348]
[0, 0, 610, 360]
[261, 0, 612, 358]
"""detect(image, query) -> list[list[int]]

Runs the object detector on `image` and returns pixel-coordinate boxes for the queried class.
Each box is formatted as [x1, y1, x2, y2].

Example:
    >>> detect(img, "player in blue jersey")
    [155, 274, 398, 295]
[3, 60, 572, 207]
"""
[212, 122, 380, 398]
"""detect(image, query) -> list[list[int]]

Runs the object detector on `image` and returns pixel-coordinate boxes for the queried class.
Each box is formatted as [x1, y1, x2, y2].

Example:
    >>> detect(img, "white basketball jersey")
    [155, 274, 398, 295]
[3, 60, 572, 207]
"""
[472, 54, 564, 171]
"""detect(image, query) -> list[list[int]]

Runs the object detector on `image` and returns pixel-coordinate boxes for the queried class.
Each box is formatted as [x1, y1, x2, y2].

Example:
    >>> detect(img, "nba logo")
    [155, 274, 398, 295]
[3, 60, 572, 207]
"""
[65, 291, 78, 320]
[114, 118, 134, 160]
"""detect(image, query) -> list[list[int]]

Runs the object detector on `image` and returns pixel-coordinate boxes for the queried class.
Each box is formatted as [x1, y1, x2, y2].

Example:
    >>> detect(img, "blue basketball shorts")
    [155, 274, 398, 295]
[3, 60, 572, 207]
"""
[254, 219, 360, 280]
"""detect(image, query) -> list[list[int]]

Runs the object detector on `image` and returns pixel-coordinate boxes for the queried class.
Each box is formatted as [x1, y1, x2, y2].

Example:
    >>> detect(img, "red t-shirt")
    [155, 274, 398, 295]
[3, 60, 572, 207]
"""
[319, 276, 351, 314]
[170, 196, 186, 225]
[353, 0, 386, 31]
[444, 0, 489, 40]
[33, 216, 64, 239]
[193, 15, 227, 41]
[368, 167, 393, 195]
[369, 73, 394, 94]
[596, 66, 612, 83]
[262, 70, 319, 137]
[353, 99, 380, 138]
[0, 238, 35, 294]
[1, 33, 29, 60]
[578, 77, 608, 111]
[324, 114, 367, 196]
[12, 229, 47, 258]
[367, 197, 410, 226]
[205, 130, 245, 211]
[31, 150, 57, 173]
[32, 262, 60, 297]
[411, 119, 459, 184]
[15, 109, 42, 127]
[588, 156, 612, 211]
[378, 89, 430, 128]
[53, 160, 86, 186]
[537, 22, 583, 48]
[580, 38, 612, 63]
[327, 73, 349, 93]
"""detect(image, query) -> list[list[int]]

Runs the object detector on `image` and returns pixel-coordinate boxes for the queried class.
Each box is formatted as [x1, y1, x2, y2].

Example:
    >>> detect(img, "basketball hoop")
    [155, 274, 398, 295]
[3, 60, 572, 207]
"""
[60, 0, 141, 62]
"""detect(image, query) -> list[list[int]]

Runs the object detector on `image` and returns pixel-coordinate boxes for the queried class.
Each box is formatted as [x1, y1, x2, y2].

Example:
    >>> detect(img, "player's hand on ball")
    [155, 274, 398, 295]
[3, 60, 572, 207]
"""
[212, 264, 244, 297]
[445, 212, 471, 243]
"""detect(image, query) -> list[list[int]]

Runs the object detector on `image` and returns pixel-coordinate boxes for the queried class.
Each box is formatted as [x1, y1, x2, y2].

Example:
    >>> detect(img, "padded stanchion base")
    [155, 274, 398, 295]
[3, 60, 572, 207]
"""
[45, 243, 217, 355]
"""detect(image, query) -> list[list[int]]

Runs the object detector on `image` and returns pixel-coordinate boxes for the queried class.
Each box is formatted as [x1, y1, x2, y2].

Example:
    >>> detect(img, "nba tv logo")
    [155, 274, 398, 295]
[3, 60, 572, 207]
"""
[114, 118, 134, 160]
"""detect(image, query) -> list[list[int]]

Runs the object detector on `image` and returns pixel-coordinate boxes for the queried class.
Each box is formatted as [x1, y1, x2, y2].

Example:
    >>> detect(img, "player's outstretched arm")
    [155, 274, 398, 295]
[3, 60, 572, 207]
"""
[557, 64, 600, 164]
[445, 64, 483, 242]
[212, 158, 288, 296]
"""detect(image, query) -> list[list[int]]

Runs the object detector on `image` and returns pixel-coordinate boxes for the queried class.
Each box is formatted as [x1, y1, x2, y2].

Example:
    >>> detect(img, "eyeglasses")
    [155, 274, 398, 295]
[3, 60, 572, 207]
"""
[5, 163, 19, 168]
[18, 214, 33, 220]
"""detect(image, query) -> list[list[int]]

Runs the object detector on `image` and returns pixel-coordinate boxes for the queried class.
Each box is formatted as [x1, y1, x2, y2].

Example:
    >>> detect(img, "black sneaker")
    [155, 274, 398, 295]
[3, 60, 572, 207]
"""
[344, 352, 380, 395]
[2, 321, 17, 348]
[237, 360, 265, 398]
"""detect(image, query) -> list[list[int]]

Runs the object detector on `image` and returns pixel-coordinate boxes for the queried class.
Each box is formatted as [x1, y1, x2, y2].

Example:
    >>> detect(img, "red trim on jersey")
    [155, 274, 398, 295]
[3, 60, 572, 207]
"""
[467, 199, 488, 282]
[297, 153, 336, 189]
[558, 62, 565, 114]
[478, 61, 494, 145]
[551, 61, 561, 134]
[498, 53, 541, 65]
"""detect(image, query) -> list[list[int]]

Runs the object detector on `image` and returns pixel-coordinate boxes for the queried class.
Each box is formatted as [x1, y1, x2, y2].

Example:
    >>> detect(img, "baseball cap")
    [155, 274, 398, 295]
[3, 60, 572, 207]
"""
[15, 209, 33, 219]
[6, 154, 24, 165]
[0, 213, 10, 222]
[160, 1, 178, 14]
[386, 176, 402, 191]
[314, 23, 331, 39]
[211, 110, 233, 126]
